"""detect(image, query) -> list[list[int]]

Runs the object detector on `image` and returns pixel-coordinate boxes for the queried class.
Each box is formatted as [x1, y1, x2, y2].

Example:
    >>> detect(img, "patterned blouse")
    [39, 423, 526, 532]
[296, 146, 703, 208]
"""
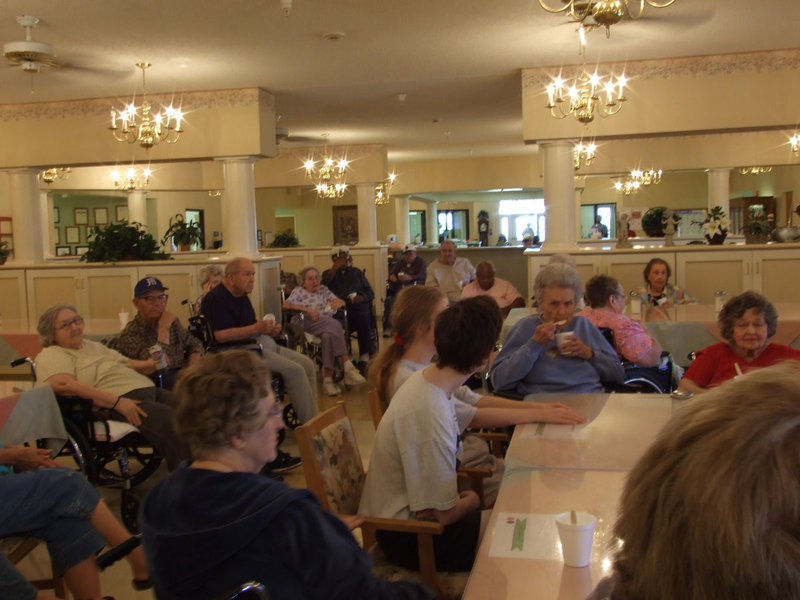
[632, 283, 695, 306]
[286, 285, 339, 314]
[577, 308, 656, 364]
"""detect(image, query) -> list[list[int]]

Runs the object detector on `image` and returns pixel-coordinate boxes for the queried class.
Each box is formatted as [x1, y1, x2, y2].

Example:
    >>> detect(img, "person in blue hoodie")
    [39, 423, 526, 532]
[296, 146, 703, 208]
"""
[140, 350, 432, 600]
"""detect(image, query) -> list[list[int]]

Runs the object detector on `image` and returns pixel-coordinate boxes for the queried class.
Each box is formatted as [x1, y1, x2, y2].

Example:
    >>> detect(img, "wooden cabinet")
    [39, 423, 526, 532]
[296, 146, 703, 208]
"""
[0, 269, 28, 331]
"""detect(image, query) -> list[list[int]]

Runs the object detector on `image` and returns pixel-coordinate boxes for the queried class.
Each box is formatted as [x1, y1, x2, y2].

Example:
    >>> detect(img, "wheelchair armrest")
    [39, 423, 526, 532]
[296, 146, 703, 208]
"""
[55, 395, 95, 414]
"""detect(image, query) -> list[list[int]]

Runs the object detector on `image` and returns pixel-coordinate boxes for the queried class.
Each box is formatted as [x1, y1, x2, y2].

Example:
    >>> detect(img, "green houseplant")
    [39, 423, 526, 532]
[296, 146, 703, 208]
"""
[695, 205, 730, 245]
[0, 240, 10, 265]
[161, 214, 203, 251]
[81, 221, 171, 263]
[268, 229, 300, 248]
[641, 207, 680, 237]
[744, 212, 771, 244]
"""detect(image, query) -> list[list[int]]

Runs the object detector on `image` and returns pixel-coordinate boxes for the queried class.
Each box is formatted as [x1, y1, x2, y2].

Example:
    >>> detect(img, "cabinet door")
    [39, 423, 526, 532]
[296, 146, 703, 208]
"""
[84, 267, 139, 334]
[601, 252, 676, 296]
[753, 249, 800, 302]
[26, 269, 81, 332]
[0, 269, 29, 332]
[676, 250, 750, 304]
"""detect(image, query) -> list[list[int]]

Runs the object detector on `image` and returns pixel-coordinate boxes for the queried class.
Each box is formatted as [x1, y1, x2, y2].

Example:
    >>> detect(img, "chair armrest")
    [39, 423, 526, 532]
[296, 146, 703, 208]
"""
[362, 516, 443, 535]
[457, 466, 491, 508]
[471, 430, 510, 458]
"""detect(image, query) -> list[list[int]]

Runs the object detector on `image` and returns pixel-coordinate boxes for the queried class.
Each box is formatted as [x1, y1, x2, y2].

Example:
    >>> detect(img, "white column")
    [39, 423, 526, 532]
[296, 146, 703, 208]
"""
[356, 184, 378, 245]
[40, 191, 51, 258]
[424, 199, 439, 245]
[7, 169, 44, 263]
[127, 190, 147, 228]
[540, 141, 578, 250]
[708, 168, 731, 215]
[220, 157, 259, 257]
[394, 195, 410, 244]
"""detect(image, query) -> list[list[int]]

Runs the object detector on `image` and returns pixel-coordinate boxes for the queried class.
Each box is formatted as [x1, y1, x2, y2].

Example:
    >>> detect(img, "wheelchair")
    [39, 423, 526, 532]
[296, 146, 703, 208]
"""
[11, 357, 162, 533]
[282, 307, 346, 385]
[598, 327, 677, 394]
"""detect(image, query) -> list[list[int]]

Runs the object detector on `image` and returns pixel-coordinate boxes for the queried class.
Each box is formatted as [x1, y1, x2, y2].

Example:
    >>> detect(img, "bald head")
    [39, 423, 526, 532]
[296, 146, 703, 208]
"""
[224, 257, 256, 297]
[439, 240, 456, 266]
[476, 261, 495, 290]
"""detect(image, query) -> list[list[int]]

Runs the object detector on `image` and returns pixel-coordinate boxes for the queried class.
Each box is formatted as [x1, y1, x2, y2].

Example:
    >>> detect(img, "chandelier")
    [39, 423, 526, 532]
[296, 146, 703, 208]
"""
[110, 166, 151, 191]
[790, 134, 800, 156]
[303, 155, 349, 199]
[538, 0, 677, 37]
[374, 172, 397, 205]
[546, 65, 627, 124]
[573, 141, 597, 170]
[110, 63, 183, 150]
[614, 168, 662, 195]
[39, 167, 71, 184]
[738, 166, 772, 175]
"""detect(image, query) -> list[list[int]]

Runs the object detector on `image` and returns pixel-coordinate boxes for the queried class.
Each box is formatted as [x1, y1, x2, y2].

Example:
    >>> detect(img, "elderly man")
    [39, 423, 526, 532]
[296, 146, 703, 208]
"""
[200, 257, 317, 474]
[118, 276, 203, 388]
[425, 240, 475, 303]
[460, 261, 525, 317]
[383, 243, 427, 336]
[321, 246, 376, 370]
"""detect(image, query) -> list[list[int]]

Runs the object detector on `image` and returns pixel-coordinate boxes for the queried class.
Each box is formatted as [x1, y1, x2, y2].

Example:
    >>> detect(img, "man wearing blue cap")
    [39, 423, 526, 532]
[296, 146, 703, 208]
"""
[118, 276, 203, 387]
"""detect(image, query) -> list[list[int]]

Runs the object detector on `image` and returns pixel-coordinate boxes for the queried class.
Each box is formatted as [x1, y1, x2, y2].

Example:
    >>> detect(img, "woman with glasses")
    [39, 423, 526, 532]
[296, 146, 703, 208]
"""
[141, 350, 432, 600]
[34, 303, 189, 470]
[578, 274, 664, 368]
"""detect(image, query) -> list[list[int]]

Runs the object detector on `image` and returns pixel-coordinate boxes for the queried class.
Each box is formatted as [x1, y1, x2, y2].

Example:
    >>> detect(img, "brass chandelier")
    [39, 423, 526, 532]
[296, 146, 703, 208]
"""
[573, 141, 597, 169]
[614, 168, 662, 195]
[374, 172, 397, 205]
[303, 155, 349, 199]
[790, 134, 800, 156]
[546, 65, 627, 124]
[538, 0, 677, 37]
[110, 63, 183, 150]
[39, 167, 70, 184]
[110, 166, 151, 191]
[738, 166, 772, 175]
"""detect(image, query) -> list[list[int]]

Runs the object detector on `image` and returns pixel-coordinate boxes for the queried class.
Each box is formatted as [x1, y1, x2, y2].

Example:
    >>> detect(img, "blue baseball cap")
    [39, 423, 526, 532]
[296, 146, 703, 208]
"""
[134, 276, 168, 298]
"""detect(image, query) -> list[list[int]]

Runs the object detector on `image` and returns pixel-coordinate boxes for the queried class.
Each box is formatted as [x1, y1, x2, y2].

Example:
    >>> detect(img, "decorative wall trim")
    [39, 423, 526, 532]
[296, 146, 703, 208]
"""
[0, 88, 273, 122]
[522, 48, 800, 89]
[277, 144, 387, 160]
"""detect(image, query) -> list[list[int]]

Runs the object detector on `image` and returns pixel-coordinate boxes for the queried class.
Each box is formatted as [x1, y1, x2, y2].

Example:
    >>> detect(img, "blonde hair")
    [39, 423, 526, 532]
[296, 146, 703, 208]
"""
[368, 286, 446, 411]
[612, 361, 800, 600]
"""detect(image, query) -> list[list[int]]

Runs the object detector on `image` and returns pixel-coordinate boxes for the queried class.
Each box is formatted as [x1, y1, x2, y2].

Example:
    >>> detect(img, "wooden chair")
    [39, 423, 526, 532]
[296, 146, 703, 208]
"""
[295, 401, 465, 600]
[1, 536, 68, 598]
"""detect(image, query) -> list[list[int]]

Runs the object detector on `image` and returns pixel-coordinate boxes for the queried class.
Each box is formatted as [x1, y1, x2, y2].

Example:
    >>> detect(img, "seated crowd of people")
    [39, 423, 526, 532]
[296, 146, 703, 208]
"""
[4, 245, 800, 600]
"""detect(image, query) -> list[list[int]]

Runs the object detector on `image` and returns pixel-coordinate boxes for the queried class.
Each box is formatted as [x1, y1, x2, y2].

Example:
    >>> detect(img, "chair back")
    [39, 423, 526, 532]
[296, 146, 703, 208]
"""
[295, 401, 366, 515]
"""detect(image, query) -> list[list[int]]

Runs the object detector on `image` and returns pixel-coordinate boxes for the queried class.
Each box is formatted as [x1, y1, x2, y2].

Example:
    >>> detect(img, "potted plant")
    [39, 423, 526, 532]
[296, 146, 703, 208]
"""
[641, 207, 680, 237]
[268, 229, 300, 248]
[696, 206, 730, 245]
[0, 240, 10, 265]
[744, 208, 771, 244]
[81, 221, 171, 263]
[161, 214, 203, 251]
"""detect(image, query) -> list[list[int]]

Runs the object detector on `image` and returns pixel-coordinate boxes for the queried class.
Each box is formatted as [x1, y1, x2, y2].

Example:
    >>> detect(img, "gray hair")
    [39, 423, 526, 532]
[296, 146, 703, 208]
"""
[199, 264, 223, 286]
[547, 253, 577, 268]
[38, 303, 79, 348]
[298, 265, 320, 283]
[718, 290, 778, 343]
[533, 263, 583, 304]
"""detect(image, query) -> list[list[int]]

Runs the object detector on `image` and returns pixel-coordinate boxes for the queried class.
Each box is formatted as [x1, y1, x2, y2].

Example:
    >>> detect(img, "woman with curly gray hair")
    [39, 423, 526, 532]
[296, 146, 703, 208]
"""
[679, 290, 800, 394]
[489, 263, 623, 395]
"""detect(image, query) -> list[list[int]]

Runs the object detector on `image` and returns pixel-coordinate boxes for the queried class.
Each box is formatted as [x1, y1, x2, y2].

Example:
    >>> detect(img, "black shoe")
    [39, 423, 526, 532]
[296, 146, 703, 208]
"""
[357, 360, 369, 377]
[265, 449, 302, 474]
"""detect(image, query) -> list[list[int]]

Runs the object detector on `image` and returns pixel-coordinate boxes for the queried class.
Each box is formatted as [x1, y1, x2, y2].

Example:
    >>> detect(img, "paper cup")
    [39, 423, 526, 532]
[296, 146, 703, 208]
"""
[118, 312, 130, 329]
[348, 292, 357, 301]
[263, 313, 276, 324]
[555, 511, 596, 567]
[629, 295, 642, 314]
[555, 332, 573, 355]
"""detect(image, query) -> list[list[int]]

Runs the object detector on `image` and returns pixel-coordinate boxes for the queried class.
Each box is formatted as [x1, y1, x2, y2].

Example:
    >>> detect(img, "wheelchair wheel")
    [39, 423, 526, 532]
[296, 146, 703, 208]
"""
[56, 418, 98, 483]
[624, 376, 664, 394]
[282, 403, 301, 430]
[120, 489, 141, 534]
[94, 435, 163, 488]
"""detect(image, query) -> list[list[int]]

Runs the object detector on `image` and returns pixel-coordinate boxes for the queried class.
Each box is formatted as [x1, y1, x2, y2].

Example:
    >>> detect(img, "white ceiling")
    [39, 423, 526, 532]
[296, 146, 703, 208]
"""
[1, 0, 798, 163]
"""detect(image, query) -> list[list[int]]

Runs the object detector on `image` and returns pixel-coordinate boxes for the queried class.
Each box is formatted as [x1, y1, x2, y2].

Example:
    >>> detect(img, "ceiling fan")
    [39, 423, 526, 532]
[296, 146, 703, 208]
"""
[3, 15, 61, 73]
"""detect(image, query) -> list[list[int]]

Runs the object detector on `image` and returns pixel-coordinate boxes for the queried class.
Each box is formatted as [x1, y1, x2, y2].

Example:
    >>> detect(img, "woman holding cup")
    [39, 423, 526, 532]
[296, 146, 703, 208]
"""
[490, 264, 624, 396]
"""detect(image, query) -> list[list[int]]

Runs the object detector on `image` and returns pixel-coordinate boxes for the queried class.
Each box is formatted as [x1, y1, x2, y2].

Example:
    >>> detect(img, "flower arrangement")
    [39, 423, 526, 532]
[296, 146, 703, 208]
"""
[698, 206, 730, 238]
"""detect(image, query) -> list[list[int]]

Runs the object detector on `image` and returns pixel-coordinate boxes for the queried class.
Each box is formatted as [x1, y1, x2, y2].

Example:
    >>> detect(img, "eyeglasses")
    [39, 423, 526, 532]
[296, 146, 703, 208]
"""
[267, 401, 285, 419]
[55, 316, 84, 330]
[140, 294, 169, 303]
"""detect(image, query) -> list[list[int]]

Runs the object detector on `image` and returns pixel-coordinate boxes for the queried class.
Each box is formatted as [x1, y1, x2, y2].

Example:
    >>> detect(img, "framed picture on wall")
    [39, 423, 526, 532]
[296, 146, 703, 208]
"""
[84, 225, 96, 243]
[53, 207, 60, 223]
[55, 245, 70, 256]
[65, 226, 80, 244]
[75, 245, 89, 256]
[332, 205, 359, 245]
[74, 208, 88, 225]
[94, 207, 109, 225]
[54, 227, 60, 244]
[115, 205, 128, 222]
[257, 230, 263, 245]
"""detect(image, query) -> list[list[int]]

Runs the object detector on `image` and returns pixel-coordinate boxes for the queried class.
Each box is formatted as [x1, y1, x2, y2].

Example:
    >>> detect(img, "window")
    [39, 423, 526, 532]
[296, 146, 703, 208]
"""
[498, 198, 546, 242]
[436, 209, 469, 242]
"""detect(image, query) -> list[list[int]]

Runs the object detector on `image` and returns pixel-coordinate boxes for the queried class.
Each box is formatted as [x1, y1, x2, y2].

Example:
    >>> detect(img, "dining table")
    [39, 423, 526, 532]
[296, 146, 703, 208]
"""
[462, 392, 686, 600]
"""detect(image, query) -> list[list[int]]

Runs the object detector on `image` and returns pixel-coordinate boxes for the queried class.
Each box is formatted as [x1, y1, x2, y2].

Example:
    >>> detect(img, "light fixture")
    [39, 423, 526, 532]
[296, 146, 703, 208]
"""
[303, 154, 349, 199]
[110, 63, 183, 150]
[546, 64, 627, 124]
[573, 141, 597, 170]
[374, 172, 397, 205]
[39, 167, 71, 184]
[208, 190, 223, 198]
[538, 0, 677, 37]
[614, 168, 662, 195]
[790, 134, 800, 156]
[110, 166, 151, 191]
[738, 166, 772, 175]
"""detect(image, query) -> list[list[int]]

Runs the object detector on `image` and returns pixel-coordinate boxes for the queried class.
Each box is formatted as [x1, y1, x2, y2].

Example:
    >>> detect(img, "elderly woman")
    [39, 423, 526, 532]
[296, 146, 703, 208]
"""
[34, 303, 188, 469]
[490, 264, 623, 395]
[283, 265, 365, 396]
[678, 291, 800, 394]
[588, 362, 800, 600]
[633, 257, 695, 309]
[193, 264, 224, 314]
[140, 351, 432, 600]
[578, 274, 663, 367]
